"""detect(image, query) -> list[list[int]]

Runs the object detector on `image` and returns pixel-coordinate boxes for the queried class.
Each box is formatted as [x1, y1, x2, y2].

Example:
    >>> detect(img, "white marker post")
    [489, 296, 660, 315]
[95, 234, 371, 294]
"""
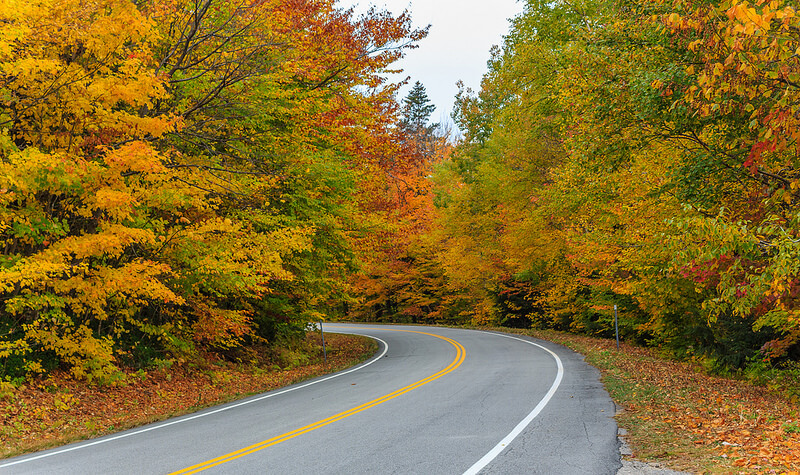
[614, 305, 619, 349]
[319, 320, 327, 365]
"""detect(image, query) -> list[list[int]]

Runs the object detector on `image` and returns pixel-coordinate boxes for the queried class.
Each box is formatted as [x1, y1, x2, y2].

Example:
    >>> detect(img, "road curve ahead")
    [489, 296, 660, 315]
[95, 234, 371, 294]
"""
[1, 324, 621, 474]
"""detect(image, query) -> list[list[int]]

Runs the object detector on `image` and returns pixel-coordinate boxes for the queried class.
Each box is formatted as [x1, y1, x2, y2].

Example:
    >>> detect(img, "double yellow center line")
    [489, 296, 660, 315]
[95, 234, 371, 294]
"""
[171, 329, 466, 474]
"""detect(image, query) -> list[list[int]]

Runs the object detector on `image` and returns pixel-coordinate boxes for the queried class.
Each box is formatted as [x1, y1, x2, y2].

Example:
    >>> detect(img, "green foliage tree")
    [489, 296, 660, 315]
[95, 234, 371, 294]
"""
[425, 0, 798, 369]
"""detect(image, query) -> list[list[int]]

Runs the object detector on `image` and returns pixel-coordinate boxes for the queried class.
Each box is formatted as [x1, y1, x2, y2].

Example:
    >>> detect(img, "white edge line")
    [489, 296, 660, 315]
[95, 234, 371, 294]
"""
[463, 332, 565, 475]
[0, 330, 388, 468]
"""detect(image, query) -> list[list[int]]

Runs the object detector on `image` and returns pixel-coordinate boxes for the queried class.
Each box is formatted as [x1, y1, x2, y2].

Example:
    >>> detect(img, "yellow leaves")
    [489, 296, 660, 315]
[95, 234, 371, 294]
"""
[55, 224, 156, 260]
[740, 6, 759, 24]
[2, 0, 172, 152]
[0, 258, 69, 294]
[3, 57, 61, 79]
[22, 321, 119, 383]
[737, 61, 754, 76]
[92, 188, 136, 220]
[0, 1, 33, 60]
[81, 0, 154, 58]
[190, 217, 242, 236]
[675, 0, 800, 144]
[169, 218, 313, 290]
[740, 22, 757, 35]
[728, 3, 762, 25]
[103, 142, 167, 174]
[53, 392, 78, 411]
[56, 260, 184, 320]
[0, 224, 161, 296]
[0, 0, 430, 381]
[2, 141, 179, 226]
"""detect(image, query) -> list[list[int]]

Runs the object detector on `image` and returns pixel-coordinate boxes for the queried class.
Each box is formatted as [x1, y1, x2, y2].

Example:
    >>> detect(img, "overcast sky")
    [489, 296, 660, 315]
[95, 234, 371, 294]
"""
[335, 0, 525, 126]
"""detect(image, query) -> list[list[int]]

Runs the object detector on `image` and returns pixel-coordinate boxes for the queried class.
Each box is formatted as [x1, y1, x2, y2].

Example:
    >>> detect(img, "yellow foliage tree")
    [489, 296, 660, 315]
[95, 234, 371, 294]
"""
[0, 0, 428, 382]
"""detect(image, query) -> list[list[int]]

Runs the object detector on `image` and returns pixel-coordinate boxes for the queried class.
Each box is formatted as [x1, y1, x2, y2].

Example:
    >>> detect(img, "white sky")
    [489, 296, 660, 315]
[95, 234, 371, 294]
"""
[336, 0, 525, 126]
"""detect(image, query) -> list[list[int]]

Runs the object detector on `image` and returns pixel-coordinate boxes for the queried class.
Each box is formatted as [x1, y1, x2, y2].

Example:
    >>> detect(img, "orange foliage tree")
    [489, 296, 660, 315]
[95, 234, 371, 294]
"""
[347, 81, 457, 324]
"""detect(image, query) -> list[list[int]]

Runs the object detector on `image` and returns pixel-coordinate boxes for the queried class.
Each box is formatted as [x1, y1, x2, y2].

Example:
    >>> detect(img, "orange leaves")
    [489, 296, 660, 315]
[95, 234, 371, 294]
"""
[52, 225, 156, 260]
[717, 421, 800, 470]
[727, 3, 766, 34]
[92, 188, 137, 221]
[53, 260, 183, 320]
[190, 301, 253, 349]
[641, 0, 800, 355]
[103, 142, 167, 175]
[726, 0, 796, 33]
[664, 0, 800, 168]
[590, 335, 800, 471]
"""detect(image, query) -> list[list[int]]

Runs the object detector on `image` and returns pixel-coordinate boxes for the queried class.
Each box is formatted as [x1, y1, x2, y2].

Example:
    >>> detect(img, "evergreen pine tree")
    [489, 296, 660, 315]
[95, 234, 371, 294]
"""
[400, 81, 437, 135]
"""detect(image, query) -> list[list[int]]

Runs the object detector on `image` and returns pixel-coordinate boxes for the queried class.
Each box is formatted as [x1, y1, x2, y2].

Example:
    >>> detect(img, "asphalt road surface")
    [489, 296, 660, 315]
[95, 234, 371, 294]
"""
[1, 324, 622, 474]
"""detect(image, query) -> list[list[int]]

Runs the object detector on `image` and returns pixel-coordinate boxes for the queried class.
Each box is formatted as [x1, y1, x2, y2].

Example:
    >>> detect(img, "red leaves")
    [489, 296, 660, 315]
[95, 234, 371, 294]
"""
[746, 138, 777, 174]
[761, 337, 795, 359]
[190, 301, 253, 349]
[680, 253, 734, 286]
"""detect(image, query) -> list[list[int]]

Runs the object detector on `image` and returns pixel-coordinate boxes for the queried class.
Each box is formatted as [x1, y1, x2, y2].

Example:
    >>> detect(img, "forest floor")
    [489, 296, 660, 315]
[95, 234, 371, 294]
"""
[487, 326, 800, 474]
[0, 333, 376, 459]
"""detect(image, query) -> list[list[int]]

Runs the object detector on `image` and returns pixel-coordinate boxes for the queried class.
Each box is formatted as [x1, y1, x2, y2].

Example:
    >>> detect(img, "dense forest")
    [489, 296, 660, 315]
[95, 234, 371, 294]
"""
[354, 0, 800, 375]
[0, 0, 433, 383]
[1, 0, 798, 386]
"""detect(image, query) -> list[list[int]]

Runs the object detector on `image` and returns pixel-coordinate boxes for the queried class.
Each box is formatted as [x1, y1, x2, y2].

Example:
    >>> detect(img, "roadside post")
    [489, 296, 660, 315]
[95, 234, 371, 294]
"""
[614, 305, 620, 349]
[319, 320, 327, 365]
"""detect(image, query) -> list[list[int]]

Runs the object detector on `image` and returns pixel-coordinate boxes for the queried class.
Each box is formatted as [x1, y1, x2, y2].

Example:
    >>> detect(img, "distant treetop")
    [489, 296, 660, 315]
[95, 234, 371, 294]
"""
[400, 81, 437, 135]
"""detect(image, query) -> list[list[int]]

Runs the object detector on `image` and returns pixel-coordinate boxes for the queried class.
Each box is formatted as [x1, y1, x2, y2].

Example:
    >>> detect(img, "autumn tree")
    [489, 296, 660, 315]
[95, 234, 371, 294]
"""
[0, 0, 188, 382]
[0, 0, 428, 382]
[428, 0, 798, 366]
[347, 81, 454, 323]
[655, 0, 800, 362]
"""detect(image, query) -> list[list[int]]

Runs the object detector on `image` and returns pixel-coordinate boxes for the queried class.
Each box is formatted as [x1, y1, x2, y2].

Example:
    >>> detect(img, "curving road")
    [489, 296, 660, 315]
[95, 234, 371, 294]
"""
[1, 324, 622, 474]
